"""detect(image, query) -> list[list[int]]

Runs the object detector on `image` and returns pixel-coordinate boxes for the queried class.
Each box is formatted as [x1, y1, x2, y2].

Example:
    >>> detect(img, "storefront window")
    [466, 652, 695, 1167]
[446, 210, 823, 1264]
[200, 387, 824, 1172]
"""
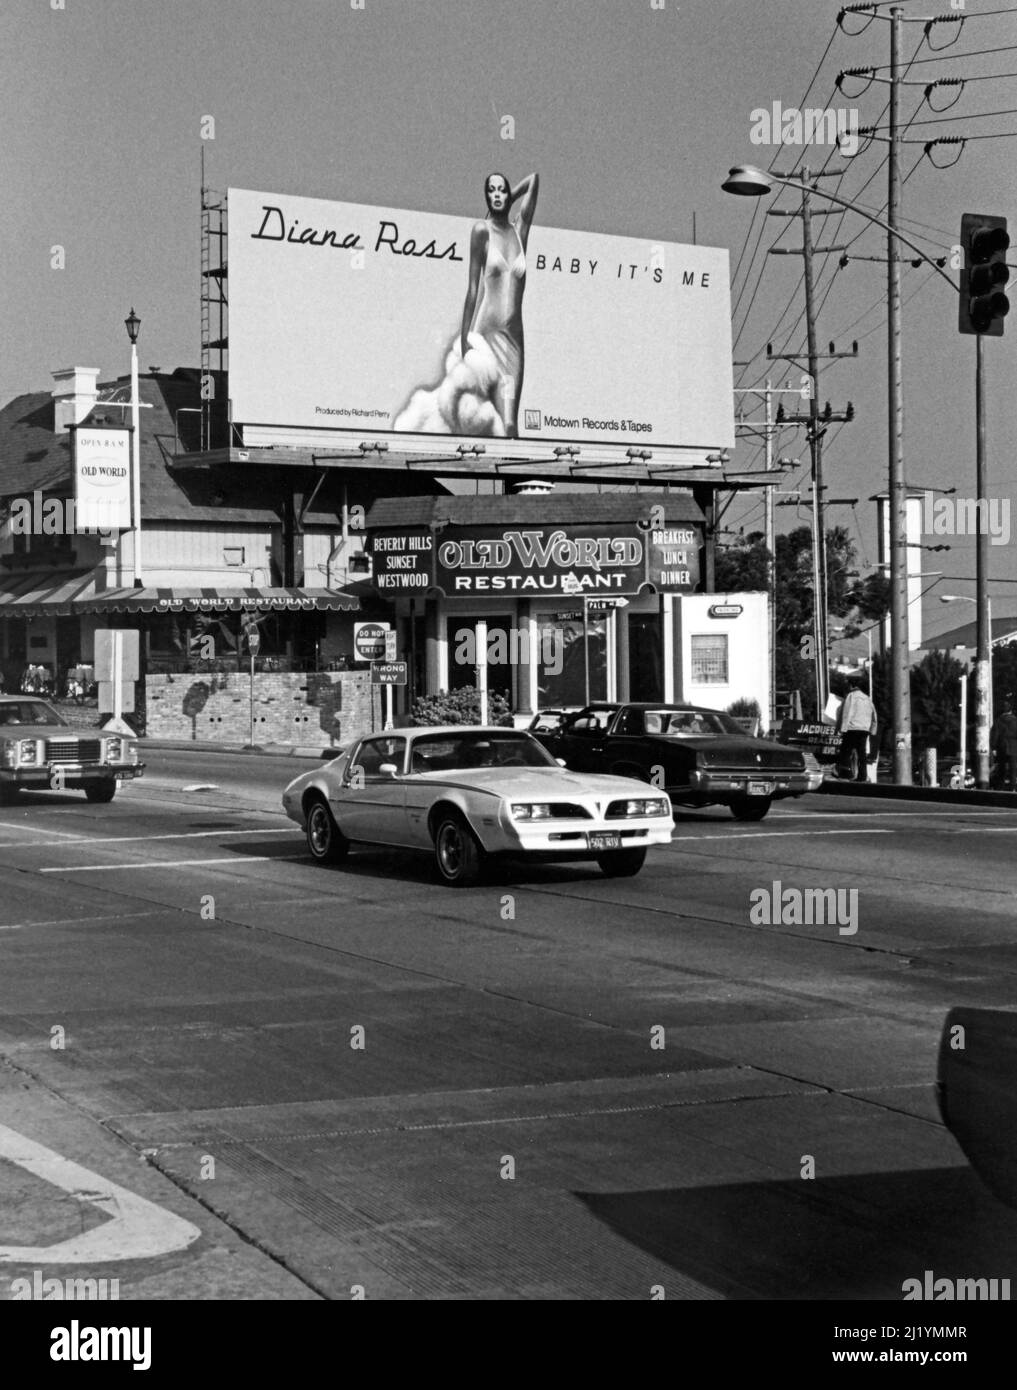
[690, 633, 728, 684]
[537, 610, 606, 707]
[145, 611, 325, 673]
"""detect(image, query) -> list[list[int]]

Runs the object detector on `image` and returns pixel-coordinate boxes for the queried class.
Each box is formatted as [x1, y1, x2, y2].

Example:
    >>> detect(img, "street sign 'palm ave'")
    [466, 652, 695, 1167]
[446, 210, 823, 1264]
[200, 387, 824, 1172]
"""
[958, 214, 1010, 337]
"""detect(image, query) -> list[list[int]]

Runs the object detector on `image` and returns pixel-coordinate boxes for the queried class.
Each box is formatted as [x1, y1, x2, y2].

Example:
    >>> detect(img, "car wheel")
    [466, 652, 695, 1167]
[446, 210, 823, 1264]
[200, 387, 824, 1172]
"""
[433, 812, 485, 887]
[0, 784, 20, 805]
[730, 795, 771, 821]
[84, 780, 117, 803]
[305, 795, 350, 864]
[597, 847, 647, 877]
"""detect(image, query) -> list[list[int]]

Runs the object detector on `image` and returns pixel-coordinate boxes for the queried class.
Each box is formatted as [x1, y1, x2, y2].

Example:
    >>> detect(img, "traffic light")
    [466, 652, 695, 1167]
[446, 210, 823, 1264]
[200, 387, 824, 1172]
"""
[958, 213, 1010, 336]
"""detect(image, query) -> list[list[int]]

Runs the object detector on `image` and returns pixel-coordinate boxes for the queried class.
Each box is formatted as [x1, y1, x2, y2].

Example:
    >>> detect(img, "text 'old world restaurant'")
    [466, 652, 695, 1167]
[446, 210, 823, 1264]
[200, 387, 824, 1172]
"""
[366, 490, 769, 722]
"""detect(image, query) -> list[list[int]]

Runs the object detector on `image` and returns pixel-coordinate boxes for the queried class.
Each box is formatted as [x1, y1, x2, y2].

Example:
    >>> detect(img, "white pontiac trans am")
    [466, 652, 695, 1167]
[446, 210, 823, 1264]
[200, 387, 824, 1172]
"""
[282, 725, 673, 887]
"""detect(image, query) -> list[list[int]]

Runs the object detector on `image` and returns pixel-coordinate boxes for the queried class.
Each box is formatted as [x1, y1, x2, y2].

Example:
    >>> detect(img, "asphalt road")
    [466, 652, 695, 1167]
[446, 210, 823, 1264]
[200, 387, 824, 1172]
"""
[1, 748, 1016, 1301]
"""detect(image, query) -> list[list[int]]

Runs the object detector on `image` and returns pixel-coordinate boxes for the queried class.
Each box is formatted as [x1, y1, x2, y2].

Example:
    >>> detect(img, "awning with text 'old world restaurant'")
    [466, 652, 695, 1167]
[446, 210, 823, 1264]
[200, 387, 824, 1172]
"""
[0, 573, 360, 617]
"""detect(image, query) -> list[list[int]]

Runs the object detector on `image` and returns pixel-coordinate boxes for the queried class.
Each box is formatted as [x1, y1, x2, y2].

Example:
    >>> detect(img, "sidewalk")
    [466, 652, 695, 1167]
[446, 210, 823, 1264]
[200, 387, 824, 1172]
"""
[821, 775, 1017, 808]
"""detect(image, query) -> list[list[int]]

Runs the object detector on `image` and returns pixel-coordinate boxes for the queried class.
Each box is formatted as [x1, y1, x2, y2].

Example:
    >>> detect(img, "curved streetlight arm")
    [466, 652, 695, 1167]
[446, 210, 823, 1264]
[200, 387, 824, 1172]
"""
[769, 174, 959, 293]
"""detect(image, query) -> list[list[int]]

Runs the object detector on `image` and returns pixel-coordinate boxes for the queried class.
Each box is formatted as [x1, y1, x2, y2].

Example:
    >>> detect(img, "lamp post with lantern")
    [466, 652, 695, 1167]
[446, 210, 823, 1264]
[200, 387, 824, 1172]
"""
[124, 307, 143, 589]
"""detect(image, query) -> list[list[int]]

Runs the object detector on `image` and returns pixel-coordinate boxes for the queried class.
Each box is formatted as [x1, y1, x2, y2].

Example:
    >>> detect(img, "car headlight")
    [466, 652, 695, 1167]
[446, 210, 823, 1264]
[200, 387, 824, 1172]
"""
[104, 737, 123, 761]
[510, 803, 552, 820]
[19, 739, 40, 765]
[623, 798, 670, 817]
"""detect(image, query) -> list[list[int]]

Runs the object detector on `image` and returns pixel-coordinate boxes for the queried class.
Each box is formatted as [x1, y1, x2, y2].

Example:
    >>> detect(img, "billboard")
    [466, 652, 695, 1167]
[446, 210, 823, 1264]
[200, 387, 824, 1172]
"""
[72, 426, 132, 530]
[370, 521, 702, 596]
[227, 185, 734, 459]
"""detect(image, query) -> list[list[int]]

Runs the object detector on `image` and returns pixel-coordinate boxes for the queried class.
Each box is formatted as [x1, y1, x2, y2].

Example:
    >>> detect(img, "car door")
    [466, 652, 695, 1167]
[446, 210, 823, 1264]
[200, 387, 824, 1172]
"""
[556, 709, 609, 772]
[336, 735, 409, 844]
[602, 705, 652, 777]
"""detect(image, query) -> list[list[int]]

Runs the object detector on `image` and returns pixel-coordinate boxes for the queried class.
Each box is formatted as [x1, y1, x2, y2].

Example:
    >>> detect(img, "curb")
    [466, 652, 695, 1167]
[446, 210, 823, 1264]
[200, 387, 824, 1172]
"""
[820, 778, 1017, 807]
[141, 739, 334, 760]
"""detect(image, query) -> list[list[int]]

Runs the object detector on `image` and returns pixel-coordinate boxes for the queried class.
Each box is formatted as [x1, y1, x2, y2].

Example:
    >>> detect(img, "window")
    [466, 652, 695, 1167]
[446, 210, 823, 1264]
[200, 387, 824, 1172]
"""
[223, 546, 246, 567]
[350, 736, 406, 779]
[690, 634, 728, 684]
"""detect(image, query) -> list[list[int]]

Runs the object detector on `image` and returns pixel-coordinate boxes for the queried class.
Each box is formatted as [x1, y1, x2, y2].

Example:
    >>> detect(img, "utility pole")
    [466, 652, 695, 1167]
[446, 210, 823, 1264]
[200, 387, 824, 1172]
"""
[888, 5, 911, 783]
[767, 179, 857, 719]
[733, 380, 803, 727]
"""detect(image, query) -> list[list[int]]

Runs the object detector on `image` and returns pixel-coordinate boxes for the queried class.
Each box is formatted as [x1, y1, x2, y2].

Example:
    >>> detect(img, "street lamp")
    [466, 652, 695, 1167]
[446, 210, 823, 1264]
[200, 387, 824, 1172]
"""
[940, 594, 995, 783]
[124, 307, 143, 589]
[723, 164, 959, 786]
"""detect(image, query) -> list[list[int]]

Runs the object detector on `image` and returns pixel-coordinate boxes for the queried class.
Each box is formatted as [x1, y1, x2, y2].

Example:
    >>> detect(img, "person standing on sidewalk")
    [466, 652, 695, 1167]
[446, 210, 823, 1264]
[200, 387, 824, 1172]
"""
[991, 703, 1017, 790]
[837, 676, 878, 782]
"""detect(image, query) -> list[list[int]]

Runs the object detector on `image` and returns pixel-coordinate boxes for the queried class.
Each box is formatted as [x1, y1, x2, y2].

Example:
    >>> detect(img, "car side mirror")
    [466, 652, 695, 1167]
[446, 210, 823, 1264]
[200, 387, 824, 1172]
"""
[379, 762, 399, 778]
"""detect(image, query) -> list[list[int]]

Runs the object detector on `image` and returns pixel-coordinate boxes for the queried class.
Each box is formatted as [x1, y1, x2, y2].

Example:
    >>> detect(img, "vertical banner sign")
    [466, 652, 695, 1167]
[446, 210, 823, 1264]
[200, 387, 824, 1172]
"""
[72, 427, 132, 531]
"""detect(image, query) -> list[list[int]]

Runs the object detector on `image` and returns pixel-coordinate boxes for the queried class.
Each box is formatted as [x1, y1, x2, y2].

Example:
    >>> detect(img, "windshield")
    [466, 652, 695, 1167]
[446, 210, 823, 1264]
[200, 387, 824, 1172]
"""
[410, 731, 557, 773]
[645, 709, 744, 737]
[0, 701, 68, 728]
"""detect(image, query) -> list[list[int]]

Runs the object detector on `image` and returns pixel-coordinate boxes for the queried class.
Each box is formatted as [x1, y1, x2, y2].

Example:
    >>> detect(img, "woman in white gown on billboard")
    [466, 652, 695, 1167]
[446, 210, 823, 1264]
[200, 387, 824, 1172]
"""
[394, 172, 539, 439]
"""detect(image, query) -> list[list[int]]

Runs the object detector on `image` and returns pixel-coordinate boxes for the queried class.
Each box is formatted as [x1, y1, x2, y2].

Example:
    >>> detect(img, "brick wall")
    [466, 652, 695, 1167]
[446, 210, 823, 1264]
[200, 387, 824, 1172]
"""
[144, 670, 376, 746]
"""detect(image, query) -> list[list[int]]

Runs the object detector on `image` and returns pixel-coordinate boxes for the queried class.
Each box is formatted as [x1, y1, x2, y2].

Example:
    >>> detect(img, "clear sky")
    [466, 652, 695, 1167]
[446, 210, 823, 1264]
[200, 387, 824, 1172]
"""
[4, 0, 1015, 641]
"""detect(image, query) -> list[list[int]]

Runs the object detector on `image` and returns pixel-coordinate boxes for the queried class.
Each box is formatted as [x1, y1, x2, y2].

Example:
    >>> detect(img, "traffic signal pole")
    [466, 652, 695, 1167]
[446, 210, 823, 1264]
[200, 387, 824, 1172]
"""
[975, 335, 990, 787]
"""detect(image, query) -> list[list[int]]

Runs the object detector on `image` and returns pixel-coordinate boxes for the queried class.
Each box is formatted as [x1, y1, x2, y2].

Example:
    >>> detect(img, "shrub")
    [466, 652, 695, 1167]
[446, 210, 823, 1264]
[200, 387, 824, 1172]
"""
[410, 685, 513, 727]
[726, 697, 761, 720]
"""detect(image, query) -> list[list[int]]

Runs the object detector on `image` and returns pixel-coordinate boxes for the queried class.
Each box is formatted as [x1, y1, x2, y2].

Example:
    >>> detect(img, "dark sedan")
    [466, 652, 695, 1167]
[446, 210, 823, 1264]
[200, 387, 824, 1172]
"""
[534, 702, 813, 820]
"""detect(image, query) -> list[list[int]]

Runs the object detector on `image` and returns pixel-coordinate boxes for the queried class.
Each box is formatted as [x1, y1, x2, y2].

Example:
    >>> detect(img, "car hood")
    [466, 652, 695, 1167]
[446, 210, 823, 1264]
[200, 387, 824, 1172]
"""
[417, 767, 661, 798]
[0, 723, 78, 739]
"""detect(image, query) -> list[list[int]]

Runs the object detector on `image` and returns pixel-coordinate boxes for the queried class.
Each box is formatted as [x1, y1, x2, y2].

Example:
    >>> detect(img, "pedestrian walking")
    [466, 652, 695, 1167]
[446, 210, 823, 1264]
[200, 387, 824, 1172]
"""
[837, 676, 878, 783]
[991, 703, 1017, 791]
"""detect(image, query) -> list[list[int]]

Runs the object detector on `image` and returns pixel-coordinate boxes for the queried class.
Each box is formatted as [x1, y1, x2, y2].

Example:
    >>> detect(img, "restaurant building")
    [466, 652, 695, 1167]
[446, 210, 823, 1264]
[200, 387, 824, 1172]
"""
[0, 184, 775, 740]
[0, 365, 772, 739]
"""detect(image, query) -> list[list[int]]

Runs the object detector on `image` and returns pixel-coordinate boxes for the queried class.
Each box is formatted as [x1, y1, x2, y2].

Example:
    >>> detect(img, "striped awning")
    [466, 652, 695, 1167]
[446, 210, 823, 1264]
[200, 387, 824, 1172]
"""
[0, 570, 96, 617]
[0, 573, 359, 616]
[74, 586, 360, 614]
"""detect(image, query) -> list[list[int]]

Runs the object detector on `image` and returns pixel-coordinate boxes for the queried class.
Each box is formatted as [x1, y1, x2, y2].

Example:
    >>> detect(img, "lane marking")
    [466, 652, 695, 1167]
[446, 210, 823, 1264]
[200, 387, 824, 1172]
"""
[39, 854, 311, 873]
[951, 825, 1017, 834]
[0, 827, 300, 849]
[0, 1122, 201, 1264]
[767, 807, 1013, 820]
[0, 820, 90, 839]
[0, 910, 168, 931]
[671, 828, 893, 842]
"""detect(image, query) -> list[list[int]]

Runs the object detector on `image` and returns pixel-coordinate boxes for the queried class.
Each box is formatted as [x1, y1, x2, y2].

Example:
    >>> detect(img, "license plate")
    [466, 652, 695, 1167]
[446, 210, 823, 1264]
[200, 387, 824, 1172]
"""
[748, 781, 774, 796]
[113, 770, 135, 780]
[588, 832, 622, 851]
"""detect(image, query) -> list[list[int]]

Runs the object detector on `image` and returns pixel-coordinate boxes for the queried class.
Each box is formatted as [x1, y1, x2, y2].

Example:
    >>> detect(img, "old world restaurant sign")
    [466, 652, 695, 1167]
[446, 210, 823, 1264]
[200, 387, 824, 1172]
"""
[370, 523, 702, 596]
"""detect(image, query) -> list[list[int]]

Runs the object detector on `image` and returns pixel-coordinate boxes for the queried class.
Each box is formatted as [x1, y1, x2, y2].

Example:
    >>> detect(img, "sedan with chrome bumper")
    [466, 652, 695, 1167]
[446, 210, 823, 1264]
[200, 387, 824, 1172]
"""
[0, 697, 144, 803]
[535, 702, 813, 821]
[282, 725, 673, 886]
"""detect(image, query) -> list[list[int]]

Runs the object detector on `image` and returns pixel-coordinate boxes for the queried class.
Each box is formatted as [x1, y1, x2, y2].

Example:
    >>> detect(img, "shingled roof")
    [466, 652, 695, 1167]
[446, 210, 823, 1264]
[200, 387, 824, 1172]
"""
[0, 369, 361, 525]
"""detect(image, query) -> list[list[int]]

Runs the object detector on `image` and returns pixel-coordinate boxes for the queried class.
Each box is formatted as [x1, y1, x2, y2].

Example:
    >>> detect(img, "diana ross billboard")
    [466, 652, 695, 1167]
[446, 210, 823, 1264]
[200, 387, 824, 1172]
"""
[227, 185, 735, 458]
